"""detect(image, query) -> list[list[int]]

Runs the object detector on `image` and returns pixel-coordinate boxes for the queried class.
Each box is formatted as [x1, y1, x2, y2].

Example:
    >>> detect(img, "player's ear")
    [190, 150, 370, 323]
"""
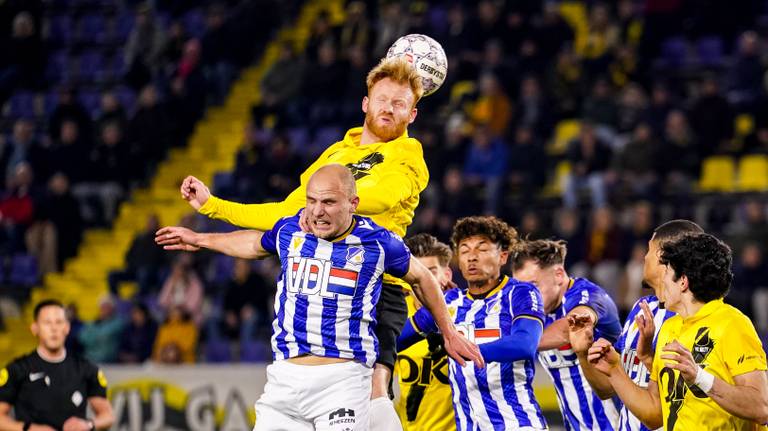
[679, 274, 689, 292]
[499, 249, 509, 265]
[30, 322, 39, 337]
[362, 96, 369, 113]
[349, 195, 360, 212]
[554, 265, 566, 285]
[409, 107, 418, 124]
[443, 266, 453, 284]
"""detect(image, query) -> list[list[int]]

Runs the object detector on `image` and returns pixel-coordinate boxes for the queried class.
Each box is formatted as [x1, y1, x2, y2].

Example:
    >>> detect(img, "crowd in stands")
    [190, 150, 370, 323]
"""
[2, 0, 768, 363]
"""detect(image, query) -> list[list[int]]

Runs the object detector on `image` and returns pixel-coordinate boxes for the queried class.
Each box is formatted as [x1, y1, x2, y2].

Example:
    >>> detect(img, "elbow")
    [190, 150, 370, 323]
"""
[642, 416, 663, 430]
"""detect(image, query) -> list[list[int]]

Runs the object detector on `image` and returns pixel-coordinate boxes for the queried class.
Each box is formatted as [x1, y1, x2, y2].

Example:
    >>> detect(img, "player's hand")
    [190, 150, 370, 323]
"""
[588, 338, 620, 376]
[155, 226, 201, 251]
[180, 175, 211, 211]
[567, 311, 595, 354]
[636, 301, 656, 369]
[660, 340, 698, 385]
[29, 425, 56, 431]
[443, 328, 485, 368]
[62, 417, 92, 431]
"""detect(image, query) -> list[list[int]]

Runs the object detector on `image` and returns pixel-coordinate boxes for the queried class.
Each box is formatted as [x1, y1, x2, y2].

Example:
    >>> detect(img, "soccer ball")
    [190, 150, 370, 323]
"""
[386, 34, 447, 97]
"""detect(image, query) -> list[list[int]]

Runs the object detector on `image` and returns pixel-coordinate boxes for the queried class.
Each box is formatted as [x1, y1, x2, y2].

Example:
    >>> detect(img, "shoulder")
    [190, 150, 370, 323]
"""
[570, 277, 606, 295]
[506, 277, 538, 294]
[716, 303, 755, 331]
[444, 287, 463, 303]
[385, 137, 426, 165]
[272, 213, 301, 234]
[4, 352, 35, 373]
[357, 217, 404, 244]
[68, 353, 100, 373]
[505, 278, 543, 303]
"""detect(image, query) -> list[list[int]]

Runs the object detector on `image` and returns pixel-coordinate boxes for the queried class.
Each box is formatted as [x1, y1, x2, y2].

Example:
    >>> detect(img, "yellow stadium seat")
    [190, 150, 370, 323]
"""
[450, 81, 476, 104]
[698, 156, 736, 192]
[737, 154, 768, 192]
[548, 120, 580, 155]
[541, 161, 572, 197]
[735, 113, 755, 138]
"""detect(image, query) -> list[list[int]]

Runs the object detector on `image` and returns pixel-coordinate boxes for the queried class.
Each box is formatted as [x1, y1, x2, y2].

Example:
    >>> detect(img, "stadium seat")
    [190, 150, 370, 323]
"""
[660, 36, 688, 69]
[204, 340, 233, 362]
[548, 119, 580, 155]
[737, 154, 768, 192]
[8, 255, 39, 287]
[541, 160, 571, 198]
[78, 51, 104, 82]
[184, 9, 207, 39]
[240, 340, 271, 362]
[78, 14, 107, 45]
[211, 254, 236, 285]
[698, 156, 736, 192]
[47, 15, 73, 47]
[115, 13, 135, 42]
[45, 51, 69, 84]
[8, 92, 36, 119]
[697, 36, 725, 67]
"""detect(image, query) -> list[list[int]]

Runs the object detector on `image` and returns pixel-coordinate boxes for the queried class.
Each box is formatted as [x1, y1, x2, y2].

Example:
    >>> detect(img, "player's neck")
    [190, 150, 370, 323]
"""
[360, 127, 382, 145]
[467, 275, 503, 298]
[37, 346, 66, 362]
[674, 297, 705, 319]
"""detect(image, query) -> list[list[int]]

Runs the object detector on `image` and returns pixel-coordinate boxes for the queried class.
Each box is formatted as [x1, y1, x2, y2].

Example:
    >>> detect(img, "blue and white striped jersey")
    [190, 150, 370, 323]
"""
[260, 213, 411, 367]
[538, 278, 623, 431]
[613, 295, 674, 431]
[446, 276, 548, 431]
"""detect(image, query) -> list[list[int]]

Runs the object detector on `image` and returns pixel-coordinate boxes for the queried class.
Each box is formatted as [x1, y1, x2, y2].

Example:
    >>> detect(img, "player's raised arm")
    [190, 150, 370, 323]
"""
[155, 226, 271, 259]
[403, 256, 484, 368]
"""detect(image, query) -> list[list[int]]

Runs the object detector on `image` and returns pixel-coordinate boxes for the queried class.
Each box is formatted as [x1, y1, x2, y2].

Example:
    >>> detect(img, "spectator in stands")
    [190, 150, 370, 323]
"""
[728, 199, 768, 253]
[48, 87, 92, 142]
[584, 206, 626, 297]
[0, 12, 45, 94]
[689, 75, 733, 155]
[78, 295, 125, 363]
[617, 242, 646, 316]
[477, 39, 515, 87]
[613, 122, 659, 200]
[579, 3, 619, 74]
[742, 122, 768, 155]
[535, 2, 574, 61]
[341, 44, 371, 122]
[372, 3, 407, 57]
[463, 126, 508, 214]
[470, 73, 512, 137]
[49, 120, 88, 186]
[153, 305, 198, 363]
[124, 3, 166, 90]
[563, 122, 613, 208]
[517, 76, 551, 137]
[161, 20, 188, 66]
[253, 41, 305, 129]
[306, 10, 340, 61]
[0, 162, 35, 255]
[126, 84, 169, 171]
[553, 208, 586, 271]
[108, 214, 165, 297]
[659, 109, 699, 194]
[732, 243, 768, 338]
[507, 125, 546, 201]
[727, 31, 764, 108]
[158, 253, 204, 325]
[616, 83, 648, 133]
[118, 302, 157, 363]
[262, 134, 301, 200]
[208, 259, 272, 343]
[645, 82, 675, 136]
[466, 0, 504, 56]
[201, 4, 235, 104]
[582, 78, 619, 130]
[3, 119, 46, 189]
[173, 39, 207, 126]
[438, 166, 480, 233]
[64, 303, 83, 355]
[303, 40, 347, 128]
[339, 1, 371, 55]
[96, 90, 127, 133]
[547, 46, 583, 118]
[442, 3, 469, 57]
[38, 173, 81, 268]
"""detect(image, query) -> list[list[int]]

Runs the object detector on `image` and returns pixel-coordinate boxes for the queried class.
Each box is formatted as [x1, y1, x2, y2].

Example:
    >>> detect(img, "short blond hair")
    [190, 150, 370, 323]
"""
[366, 57, 424, 104]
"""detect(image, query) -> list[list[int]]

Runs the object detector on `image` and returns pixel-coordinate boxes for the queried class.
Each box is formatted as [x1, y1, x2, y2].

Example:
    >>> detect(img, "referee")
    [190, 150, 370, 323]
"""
[0, 300, 114, 431]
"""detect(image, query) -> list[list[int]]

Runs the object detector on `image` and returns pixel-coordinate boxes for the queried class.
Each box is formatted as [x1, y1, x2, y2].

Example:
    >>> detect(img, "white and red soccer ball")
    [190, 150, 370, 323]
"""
[385, 34, 448, 97]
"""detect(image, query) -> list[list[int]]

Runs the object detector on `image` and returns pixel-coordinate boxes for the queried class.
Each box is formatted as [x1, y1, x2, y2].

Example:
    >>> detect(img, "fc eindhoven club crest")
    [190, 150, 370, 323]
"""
[346, 247, 365, 265]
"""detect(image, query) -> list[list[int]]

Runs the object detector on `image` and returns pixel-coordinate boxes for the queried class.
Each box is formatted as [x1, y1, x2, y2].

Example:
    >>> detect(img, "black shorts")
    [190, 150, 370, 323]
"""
[375, 283, 407, 370]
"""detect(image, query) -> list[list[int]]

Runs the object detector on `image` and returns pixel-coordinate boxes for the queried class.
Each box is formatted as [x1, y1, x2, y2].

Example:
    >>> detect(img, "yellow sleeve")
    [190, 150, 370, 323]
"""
[356, 139, 429, 215]
[197, 142, 343, 229]
[722, 314, 768, 376]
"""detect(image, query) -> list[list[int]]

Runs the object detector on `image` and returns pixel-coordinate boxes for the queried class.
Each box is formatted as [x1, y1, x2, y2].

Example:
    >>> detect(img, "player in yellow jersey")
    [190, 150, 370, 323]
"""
[587, 232, 768, 430]
[396, 234, 455, 431]
[180, 58, 427, 431]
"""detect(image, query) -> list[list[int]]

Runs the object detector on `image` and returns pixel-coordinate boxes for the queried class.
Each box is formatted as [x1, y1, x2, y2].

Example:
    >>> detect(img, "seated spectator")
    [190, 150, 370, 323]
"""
[563, 122, 613, 208]
[49, 120, 90, 185]
[96, 90, 128, 132]
[469, 73, 512, 137]
[507, 125, 546, 201]
[0, 162, 36, 255]
[2, 119, 48, 189]
[64, 303, 83, 356]
[223, 259, 272, 338]
[158, 253, 204, 325]
[616, 83, 648, 133]
[617, 242, 646, 317]
[124, 4, 166, 90]
[584, 206, 626, 298]
[252, 41, 305, 129]
[126, 84, 170, 173]
[658, 110, 699, 195]
[36, 173, 82, 268]
[153, 306, 198, 363]
[0, 12, 45, 96]
[581, 78, 619, 130]
[263, 135, 301, 201]
[553, 208, 586, 272]
[517, 76, 551, 136]
[613, 122, 660, 200]
[78, 296, 125, 363]
[201, 4, 235, 104]
[727, 31, 764, 108]
[161, 20, 188, 66]
[108, 214, 165, 297]
[118, 302, 157, 363]
[732, 243, 768, 333]
[48, 87, 92, 143]
[302, 40, 347, 128]
[463, 126, 508, 214]
[689, 75, 733, 155]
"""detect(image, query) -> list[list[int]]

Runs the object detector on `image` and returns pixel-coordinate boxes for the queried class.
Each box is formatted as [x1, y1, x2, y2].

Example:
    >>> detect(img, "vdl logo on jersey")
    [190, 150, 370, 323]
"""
[287, 256, 360, 297]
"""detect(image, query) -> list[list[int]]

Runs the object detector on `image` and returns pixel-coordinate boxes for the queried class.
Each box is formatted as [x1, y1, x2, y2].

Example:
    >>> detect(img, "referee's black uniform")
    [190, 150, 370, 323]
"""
[0, 350, 107, 429]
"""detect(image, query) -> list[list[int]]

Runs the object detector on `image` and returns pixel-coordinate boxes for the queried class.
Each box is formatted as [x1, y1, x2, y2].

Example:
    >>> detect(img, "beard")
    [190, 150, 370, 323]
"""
[365, 111, 409, 142]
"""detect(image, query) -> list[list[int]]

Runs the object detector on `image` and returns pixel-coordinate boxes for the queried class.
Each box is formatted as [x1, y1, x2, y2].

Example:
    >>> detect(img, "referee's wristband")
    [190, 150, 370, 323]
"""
[694, 367, 715, 394]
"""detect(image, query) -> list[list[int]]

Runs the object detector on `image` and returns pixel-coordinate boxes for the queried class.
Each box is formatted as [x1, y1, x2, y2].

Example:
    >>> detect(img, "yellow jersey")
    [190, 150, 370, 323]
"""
[199, 127, 429, 288]
[395, 294, 455, 430]
[651, 299, 768, 431]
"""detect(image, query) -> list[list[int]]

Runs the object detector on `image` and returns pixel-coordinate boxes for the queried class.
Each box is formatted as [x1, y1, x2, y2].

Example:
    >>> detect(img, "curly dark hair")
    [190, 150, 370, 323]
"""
[450, 216, 520, 251]
[659, 233, 733, 303]
[405, 233, 453, 266]
[512, 239, 567, 271]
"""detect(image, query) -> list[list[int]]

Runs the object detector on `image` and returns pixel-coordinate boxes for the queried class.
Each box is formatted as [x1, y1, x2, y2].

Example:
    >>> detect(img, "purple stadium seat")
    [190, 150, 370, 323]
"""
[184, 9, 206, 39]
[8, 92, 36, 119]
[44, 91, 59, 116]
[660, 36, 688, 69]
[287, 127, 309, 150]
[211, 254, 235, 285]
[78, 14, 107, 45]
[697, 36, 725, 67]
[205, 340, 233, 362]
[48, 15, 72, 46]
[115, 13, 135, 42]
[78, 51, 104, 82]
[8, 254, 38, 287]
[45, 51, 69, 84]
[240, 340, 271, 362]
[78, 90, 101, 118]
[115, 86, 136, 111]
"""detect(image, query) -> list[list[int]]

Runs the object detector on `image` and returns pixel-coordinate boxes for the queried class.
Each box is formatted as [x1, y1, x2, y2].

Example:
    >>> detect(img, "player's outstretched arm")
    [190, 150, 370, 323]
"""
[590, 338, 663, 429]
[181, 175, 305, 231]
[660, 340, 768, 424]
[404, 256, 485, 368]
[155, 226, 270, 259]
[0, 402, 54, 431]
[568, 312, 616, 399]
